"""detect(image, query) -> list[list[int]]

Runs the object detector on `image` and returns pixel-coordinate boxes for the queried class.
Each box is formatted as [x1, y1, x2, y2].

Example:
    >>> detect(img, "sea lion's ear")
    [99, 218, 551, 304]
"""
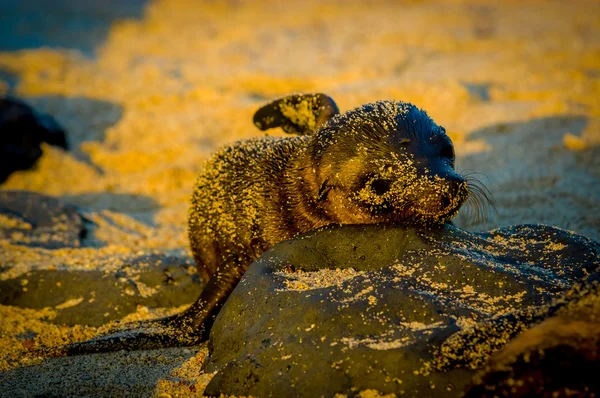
[253, 93, 339, 135]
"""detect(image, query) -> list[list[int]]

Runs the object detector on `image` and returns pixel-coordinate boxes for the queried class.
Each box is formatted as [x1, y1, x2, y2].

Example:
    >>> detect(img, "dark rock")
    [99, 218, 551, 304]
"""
[0, 97, 68, 183]
[0, 252, 202, 327]
[0, 190, 86, 249]
[204, 224, 600, 397]
[0, 190, 202, 326]
[463, 271, 600, 397]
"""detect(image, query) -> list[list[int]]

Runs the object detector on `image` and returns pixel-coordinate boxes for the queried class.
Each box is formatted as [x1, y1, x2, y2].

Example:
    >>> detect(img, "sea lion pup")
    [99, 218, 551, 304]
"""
[50, 93, 470, 356]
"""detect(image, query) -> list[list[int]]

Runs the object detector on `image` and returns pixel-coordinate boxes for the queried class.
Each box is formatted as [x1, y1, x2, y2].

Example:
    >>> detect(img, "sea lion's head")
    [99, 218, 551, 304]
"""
[254, 94, 489, 226]
[309, 100, 468, 225]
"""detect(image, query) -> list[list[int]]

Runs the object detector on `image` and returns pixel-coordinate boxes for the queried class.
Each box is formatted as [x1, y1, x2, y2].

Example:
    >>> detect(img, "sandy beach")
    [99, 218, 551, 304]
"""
[0, 0, 599, 396]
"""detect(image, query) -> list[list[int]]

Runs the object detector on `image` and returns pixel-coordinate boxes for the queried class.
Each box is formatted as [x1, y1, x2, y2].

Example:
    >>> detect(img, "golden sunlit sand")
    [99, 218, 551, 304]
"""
[0, 0, 599, 396]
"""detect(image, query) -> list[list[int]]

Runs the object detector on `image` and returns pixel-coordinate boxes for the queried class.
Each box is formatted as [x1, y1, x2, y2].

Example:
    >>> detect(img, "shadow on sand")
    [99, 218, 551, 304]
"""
[454, 114, 600, 241]
[63, 191, 161, 228]
[0, 79, 125, 175]
[0, 346, 201, 397]
[21, 94, 124, 168]
[0, 0, 149, 57]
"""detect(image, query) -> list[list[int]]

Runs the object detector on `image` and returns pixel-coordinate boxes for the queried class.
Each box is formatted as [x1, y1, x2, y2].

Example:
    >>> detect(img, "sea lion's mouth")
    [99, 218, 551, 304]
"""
[410, 185, 469, 222]
[412, 206, 460, 222]
[413, 196, 463, 217]
[354, 187, 466, 223]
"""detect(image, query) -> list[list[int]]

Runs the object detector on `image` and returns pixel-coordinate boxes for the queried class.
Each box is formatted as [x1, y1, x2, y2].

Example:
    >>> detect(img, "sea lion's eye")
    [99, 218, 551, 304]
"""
[436, 134, 455, 161]
[371, 179, 392, 196]
[440, 142, 455, 161]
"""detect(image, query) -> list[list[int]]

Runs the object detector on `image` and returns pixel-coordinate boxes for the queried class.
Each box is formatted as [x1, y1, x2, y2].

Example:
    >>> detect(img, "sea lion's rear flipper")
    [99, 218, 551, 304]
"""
[253, 93, 339, 135]
[40, 319, 203, 357]
[35, 308, 211, 358]
[37, 258, 246, 357]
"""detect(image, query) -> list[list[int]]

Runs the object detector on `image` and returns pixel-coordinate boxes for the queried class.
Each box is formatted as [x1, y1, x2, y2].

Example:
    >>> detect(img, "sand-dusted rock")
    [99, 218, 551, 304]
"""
[0, 191, 203, 327]
[0, 252, 202, 327]
[0, 97, 68, 183]
[0, 190, 85, 249]
[204, 224, 600, 397]
[462, 271, 600, 397]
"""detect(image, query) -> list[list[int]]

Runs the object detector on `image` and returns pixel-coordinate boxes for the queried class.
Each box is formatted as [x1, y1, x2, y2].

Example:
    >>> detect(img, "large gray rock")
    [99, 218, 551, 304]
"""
[204, 224, 600, 397]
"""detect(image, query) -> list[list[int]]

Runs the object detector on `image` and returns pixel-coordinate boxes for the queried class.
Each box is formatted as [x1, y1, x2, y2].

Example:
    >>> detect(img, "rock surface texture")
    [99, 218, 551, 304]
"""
[0, 191, 201, 327]
[205, 223, 600, 397]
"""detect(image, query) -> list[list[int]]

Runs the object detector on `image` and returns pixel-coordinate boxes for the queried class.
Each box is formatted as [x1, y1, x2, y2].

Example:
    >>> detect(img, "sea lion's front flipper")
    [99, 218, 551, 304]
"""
[253, 93, 339, 135]
[37, 257, 247, 357]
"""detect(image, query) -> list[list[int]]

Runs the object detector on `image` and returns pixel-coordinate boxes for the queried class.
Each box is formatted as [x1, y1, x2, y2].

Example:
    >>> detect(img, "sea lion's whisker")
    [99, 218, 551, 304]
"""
[459, 172, 496, 226]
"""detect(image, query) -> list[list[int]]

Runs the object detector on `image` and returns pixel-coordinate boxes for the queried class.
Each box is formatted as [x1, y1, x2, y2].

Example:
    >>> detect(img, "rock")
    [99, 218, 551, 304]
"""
[0, 97, 68, 183]
[0, 190, 202, 327]
[0, 253, 202, 327]
[0, 190, 86, 249]
[204, 224, 600, 397]
[463, 271, 600, 397]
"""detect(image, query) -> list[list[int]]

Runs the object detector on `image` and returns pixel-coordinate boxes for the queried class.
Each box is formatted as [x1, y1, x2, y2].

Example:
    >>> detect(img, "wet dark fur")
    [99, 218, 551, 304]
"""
[47, 94, 471, 356]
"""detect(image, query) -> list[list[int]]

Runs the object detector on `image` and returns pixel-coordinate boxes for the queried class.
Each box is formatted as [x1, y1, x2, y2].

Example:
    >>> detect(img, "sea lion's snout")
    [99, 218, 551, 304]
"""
[438, 173, 469, 215]
[399, 171, 468, 222]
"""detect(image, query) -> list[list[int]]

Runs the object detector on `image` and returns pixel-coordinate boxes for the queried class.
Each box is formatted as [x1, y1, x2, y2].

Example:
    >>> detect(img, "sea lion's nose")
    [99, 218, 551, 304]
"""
[440, 192, 452, 209]
[441, 174, 468, 209]
[446, 173, 466, 192]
